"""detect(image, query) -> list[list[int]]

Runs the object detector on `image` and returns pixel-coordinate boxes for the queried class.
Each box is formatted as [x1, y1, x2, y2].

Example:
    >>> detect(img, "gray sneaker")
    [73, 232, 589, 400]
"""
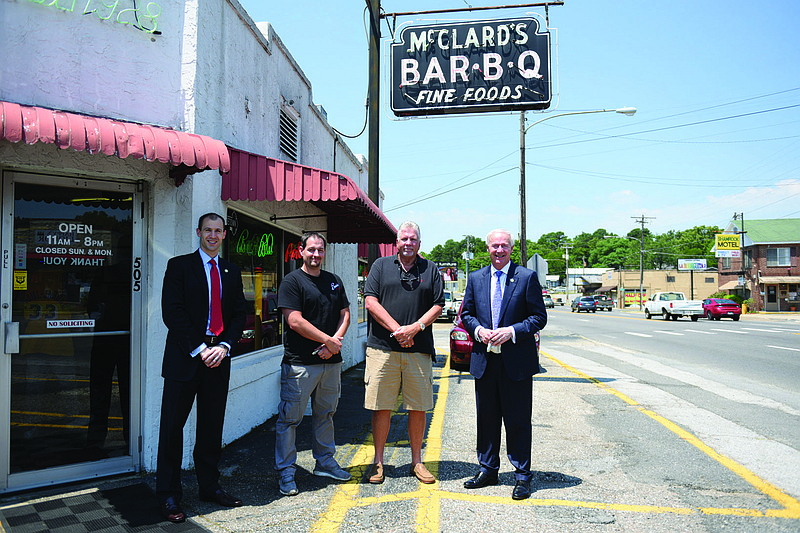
[279, 475, 298, 496]
[313, 463, 352, 482]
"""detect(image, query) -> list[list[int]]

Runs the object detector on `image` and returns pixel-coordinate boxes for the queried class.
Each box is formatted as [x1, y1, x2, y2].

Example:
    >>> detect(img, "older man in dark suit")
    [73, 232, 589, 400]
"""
[460, 229, 547, 500]
[156, 213, 247, 523]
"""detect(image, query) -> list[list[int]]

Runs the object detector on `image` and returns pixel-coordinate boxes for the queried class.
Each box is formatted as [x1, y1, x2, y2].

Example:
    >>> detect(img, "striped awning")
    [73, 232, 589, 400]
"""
[223, 148, 396, 244]
[1, 100, 230, 174]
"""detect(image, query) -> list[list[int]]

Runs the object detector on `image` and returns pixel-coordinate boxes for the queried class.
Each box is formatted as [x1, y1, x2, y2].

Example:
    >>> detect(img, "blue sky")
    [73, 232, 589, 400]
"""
[240, 1, 800, 252]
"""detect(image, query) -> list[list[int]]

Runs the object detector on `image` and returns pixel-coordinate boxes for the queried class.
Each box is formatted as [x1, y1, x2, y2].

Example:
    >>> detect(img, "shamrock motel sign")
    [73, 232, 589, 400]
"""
[390, 17, 552, 117]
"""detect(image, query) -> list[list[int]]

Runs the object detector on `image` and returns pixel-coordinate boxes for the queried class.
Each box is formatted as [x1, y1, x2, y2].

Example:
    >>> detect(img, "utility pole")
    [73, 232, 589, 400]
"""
[366, 0, 381, 267]
[562, 241, 573, 304]
[464, 235, 471, 283]
[733, 212, 749, 305]
[520, 111, 527, 266]
[632, 215, 655, 310]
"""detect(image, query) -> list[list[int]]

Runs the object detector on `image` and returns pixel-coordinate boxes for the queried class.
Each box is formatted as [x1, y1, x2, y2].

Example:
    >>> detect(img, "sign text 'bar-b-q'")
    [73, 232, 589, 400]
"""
[390, 17, 552, 117]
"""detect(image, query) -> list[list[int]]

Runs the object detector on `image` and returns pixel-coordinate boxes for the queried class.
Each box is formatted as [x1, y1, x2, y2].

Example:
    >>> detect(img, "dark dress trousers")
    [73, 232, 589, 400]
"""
[460, 262, 547, 481]
[156, 250, 246, 501]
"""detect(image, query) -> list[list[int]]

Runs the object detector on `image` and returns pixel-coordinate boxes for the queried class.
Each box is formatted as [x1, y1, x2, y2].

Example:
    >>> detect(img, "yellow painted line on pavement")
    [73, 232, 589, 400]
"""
[544, 354, 639, 406]
[639, 407, 800, 511]
[312, 344, 451, 533]
[414, 346, 450, 533]
[314, 347, 800, 531]
[545, 350, 800, 518]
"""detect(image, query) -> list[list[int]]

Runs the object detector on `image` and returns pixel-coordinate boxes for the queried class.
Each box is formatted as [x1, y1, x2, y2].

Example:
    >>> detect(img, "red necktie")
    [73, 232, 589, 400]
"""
[209, 259, 223, 335]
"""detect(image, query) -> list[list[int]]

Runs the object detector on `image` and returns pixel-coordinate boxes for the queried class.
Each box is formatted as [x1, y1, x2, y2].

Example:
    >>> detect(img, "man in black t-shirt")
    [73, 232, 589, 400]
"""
[276, 232, 351, 496]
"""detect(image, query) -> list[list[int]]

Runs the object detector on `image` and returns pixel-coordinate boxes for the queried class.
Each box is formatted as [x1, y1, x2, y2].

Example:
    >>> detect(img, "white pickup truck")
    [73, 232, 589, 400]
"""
[440, 290, 461, 322]
[644, 291, 704, 321]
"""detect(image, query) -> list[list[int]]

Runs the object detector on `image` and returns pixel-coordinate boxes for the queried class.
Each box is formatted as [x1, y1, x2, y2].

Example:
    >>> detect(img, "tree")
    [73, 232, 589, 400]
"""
[427, 239, 463, 264]
[428, 224, 721, 277]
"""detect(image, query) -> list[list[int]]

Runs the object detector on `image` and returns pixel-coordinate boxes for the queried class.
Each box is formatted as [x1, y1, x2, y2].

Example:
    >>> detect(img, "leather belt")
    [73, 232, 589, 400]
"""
[204, 335, 220, 346]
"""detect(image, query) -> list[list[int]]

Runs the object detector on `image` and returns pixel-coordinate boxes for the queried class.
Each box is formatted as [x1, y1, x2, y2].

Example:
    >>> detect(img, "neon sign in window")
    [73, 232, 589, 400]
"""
[236, 230, 274, 258]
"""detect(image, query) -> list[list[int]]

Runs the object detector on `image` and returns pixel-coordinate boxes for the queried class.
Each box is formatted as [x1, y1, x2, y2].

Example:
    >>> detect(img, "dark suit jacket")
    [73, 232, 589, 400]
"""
[461, 262, 547, 381]
[161, 250, 247, 382]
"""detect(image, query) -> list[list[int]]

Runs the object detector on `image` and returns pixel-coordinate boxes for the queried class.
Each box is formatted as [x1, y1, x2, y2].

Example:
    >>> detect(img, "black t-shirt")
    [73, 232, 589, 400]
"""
[364, 255, 445, 356]
[278, 268, 349, 365]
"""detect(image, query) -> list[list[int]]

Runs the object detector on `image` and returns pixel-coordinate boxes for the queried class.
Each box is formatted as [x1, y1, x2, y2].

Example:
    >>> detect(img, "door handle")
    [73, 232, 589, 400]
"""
[5, 321, 19, 354]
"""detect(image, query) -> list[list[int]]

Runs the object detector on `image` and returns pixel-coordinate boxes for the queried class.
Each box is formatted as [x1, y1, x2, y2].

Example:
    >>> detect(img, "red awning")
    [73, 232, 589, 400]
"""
[358, 242, 398, 258]
[0, 101, 230, 175]
[223, 148, 396, 244]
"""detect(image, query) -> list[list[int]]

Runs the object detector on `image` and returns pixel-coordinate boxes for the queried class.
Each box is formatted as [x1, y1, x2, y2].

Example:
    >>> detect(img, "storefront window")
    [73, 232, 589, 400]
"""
[224, 211, 300, 356]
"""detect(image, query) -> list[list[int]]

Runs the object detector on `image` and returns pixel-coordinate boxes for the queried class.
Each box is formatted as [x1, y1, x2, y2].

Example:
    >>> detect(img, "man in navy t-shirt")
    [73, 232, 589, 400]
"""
[276, 232, 351, 496]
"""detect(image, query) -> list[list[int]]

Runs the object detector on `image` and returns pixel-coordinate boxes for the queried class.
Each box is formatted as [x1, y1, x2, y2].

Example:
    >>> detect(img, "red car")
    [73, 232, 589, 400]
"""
[449, 300, 540, 372]
[702, 298, 741, 321]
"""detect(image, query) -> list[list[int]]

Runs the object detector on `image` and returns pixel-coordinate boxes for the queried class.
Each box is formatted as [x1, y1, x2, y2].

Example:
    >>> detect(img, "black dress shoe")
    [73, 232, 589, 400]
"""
[463, 471, 499, 489]
[199, 488, 243, 507]
[161, 497, 186, 523]
[512, 480, 531, 500]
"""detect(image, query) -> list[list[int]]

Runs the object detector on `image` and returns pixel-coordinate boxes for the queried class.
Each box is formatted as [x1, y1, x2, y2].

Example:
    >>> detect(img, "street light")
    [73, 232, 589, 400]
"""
[605, 234, 644, 310]
[519, 107, 637, 266]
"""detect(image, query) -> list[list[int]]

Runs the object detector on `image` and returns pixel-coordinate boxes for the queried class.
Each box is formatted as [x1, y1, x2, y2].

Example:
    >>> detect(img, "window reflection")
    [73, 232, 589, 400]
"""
[224, 211, 300, 355]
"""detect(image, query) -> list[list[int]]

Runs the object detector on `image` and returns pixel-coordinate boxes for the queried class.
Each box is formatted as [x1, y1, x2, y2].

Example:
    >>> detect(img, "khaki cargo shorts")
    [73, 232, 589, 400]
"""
[364, 347, 434, 411]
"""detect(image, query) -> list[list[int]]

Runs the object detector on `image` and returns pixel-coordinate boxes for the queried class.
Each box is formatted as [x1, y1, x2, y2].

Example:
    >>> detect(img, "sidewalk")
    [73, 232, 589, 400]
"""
[0, 363, 375, 533]
[0, 315, 797, 532]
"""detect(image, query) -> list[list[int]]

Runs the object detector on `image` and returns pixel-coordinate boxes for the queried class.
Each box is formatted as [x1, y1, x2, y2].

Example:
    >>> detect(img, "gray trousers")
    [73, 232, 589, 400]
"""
[275, 362, 343, 475]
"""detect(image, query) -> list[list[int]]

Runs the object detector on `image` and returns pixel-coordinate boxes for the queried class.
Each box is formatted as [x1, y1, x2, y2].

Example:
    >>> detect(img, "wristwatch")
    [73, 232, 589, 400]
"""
[418, 321, 426, 331]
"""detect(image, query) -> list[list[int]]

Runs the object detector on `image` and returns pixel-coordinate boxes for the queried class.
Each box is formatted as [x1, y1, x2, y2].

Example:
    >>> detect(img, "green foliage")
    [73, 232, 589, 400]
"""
[708, 291, 744, 304]
[726, 294, 744, 305]
[427, 224, 723, 281]
[743, 298, 756, 312]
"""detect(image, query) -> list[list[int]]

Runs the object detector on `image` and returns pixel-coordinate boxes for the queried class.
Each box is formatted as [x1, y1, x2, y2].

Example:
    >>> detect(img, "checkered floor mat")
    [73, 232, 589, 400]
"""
[0, 483, 206, 532]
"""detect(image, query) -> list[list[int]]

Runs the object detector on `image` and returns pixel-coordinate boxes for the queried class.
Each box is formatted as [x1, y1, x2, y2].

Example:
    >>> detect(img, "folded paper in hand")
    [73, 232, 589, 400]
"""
[486, 342, 502, 354]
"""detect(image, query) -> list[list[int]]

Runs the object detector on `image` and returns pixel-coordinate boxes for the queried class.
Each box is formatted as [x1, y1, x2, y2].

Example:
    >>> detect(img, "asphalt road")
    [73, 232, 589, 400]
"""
[4, 313, 799, 532]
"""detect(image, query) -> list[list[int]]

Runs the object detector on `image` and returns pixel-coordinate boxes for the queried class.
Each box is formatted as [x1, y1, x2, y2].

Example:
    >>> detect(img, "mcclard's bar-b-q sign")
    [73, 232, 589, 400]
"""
[390, 17, 551, 117]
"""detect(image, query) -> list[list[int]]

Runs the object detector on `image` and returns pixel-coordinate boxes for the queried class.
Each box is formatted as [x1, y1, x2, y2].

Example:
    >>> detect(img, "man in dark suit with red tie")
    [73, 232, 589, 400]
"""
[460, 229, 547, 500]
[156, 213, 247, 523]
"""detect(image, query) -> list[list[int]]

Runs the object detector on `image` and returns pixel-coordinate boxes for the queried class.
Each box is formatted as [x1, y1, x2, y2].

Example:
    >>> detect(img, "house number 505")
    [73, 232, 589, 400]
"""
[133, 257, 142, 292]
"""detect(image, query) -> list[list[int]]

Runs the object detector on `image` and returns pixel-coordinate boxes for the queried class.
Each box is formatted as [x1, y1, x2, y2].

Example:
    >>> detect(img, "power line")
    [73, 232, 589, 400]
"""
[526, 104, 800, 152]
[384, 166, 517, 213]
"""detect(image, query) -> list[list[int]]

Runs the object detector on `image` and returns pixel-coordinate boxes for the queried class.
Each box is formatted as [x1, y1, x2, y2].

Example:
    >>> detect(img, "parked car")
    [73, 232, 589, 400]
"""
[592, 294, 613, 311]
[702, 298, 742, 321]
[644, 291, 704, 321]
[543, 295, 555, 309]
[571, 296, 597, 313]
[449, 300, 540, 372]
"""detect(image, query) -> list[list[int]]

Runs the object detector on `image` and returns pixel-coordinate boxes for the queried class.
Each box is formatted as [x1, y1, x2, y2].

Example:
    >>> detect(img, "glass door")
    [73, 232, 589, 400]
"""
[1, 172, 142, 492]
[766, 285, 778, 311]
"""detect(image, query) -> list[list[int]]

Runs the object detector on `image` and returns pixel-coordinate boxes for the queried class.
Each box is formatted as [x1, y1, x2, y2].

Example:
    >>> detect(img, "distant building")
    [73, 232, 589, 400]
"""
[598, 269, 718, 308]
[715, 218, 800, 312]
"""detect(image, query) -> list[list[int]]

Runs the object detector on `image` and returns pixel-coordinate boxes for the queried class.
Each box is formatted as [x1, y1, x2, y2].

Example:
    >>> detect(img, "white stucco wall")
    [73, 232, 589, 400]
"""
[2, 0, 375, 476]
[0, 0, 185, 128]
[143, 0, 373, 472]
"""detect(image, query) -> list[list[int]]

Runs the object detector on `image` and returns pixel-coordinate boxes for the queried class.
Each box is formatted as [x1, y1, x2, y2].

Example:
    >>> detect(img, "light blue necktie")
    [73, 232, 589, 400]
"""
[491, 270, 503, 329]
